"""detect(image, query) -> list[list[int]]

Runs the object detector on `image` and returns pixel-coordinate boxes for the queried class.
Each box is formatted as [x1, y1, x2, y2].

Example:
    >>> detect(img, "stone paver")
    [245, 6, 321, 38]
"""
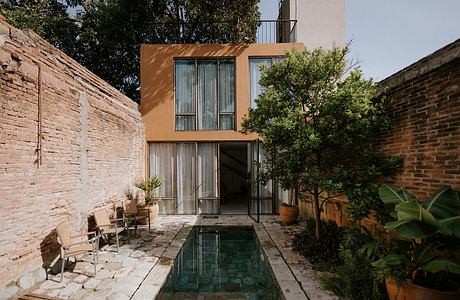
[25, 215, 334, 300]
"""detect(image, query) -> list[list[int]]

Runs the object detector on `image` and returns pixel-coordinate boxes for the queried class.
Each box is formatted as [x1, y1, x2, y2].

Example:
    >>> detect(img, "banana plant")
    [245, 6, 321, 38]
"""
[373, 184, 460, 284]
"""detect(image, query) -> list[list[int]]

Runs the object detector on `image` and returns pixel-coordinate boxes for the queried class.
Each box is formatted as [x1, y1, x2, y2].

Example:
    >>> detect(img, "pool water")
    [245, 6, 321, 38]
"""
[156, 226, 281, 300]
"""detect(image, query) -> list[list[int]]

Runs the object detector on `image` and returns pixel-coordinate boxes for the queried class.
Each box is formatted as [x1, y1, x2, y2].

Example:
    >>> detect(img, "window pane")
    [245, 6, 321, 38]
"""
[249, 58, 272, 109]
[176, 116, 195, 130]
[219, 115, 234, 130]
[219, 60, 235, 113]
[198, 61, 217, 130]
[175, 60, 195, 114]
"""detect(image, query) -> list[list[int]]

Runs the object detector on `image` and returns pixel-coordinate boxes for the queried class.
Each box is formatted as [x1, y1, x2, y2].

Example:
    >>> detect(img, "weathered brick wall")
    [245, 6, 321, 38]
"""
[377, 38, 460, 199]
[0, 16, 144, 297]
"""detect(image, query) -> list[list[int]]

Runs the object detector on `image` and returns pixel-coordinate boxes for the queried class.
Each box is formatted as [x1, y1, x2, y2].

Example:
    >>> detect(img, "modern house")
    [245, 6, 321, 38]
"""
[140, 1, 346, 217]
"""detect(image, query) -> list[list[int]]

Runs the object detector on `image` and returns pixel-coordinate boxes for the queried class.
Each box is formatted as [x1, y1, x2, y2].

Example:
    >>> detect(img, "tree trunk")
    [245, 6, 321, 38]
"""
[313, 186, 321, 241]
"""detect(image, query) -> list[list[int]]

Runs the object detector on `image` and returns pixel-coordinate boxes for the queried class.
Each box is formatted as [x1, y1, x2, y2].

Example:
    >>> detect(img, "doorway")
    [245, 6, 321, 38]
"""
[219, 143, 248, 214]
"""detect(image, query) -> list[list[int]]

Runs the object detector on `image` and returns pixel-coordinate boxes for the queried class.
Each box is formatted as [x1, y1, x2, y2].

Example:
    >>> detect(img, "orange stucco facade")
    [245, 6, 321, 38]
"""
[140, 43, 305, 142]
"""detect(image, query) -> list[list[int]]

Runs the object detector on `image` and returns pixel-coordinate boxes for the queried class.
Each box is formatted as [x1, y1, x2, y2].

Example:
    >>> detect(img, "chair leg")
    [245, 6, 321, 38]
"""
[148, 210, 151, 232]
[60, 255, 65, 283]
[134, 219, 138, 238]
[115, 232, 119, 252]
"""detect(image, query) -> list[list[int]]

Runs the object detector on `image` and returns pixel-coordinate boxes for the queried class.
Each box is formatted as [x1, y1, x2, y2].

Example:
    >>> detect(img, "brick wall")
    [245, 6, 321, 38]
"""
[0, 16, 144, 297]
[377, 38, 460, 199]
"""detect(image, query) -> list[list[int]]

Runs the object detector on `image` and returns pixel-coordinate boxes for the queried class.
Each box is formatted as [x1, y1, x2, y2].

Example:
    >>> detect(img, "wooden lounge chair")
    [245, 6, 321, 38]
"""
[123, 200, 151, 237]
[55, 222, 99, 282]
[94, 208, 128, 252]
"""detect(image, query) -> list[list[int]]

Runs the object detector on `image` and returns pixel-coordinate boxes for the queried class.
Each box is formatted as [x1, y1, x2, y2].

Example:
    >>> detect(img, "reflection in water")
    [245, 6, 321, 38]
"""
[157, 226, 281, 300]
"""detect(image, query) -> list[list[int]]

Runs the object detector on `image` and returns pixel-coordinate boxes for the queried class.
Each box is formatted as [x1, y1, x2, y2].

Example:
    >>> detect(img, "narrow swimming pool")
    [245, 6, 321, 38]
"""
[156, 226, 281, 299]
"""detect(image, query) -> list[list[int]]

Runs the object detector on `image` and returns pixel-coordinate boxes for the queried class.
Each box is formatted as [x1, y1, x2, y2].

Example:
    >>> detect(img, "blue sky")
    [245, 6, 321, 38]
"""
[260, 0, 460, 81]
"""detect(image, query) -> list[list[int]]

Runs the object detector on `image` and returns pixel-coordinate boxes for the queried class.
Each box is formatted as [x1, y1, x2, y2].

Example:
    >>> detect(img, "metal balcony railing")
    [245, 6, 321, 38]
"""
[147, 19, 297, 44]
[256, 20, 297, 43]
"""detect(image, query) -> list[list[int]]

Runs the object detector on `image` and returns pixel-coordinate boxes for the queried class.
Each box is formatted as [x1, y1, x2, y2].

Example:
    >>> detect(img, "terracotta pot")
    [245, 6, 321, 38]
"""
[279, 204, 299, 225]
[137, 203, 159, 225]
[386, 277, 460, 300]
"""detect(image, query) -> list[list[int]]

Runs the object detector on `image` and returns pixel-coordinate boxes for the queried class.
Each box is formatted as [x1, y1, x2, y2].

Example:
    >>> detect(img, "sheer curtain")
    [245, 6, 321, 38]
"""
[176, 143, 196, 214]
[149, 143, 175, 214]
[219, 60, 235, 130]
[175, 60, 196, 130]
[198, 61, 217, 130]
[198, 143, 218, 214]
[249, 58, 272, 109]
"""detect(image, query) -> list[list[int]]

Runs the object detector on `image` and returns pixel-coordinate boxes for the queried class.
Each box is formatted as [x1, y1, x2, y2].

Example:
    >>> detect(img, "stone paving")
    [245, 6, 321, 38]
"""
[24, 215, 336, 300]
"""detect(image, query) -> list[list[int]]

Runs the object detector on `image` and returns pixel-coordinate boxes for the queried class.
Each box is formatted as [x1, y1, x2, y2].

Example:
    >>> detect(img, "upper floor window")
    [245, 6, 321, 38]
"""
[249, 57, 283, 108]
[175, 59, 235, 131]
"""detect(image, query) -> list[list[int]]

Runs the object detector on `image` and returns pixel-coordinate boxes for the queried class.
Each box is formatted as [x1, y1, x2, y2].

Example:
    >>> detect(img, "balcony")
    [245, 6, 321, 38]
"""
[147, 19, 297, 44]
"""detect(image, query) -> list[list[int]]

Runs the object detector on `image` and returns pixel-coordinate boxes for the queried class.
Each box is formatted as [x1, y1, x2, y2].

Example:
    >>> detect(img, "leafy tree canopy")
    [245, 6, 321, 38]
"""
[242, 47, 401, 240]
[1, 0, 260, 101]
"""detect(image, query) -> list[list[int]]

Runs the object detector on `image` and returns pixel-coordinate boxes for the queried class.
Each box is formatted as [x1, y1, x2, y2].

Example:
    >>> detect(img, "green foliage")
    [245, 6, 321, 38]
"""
[321, 227, 388, 300]
[292, 219, 345, 271]
[373, 184, 460, 291]
[241, 47, 401, 240]
[134, 176, 162, 206]
[1, 0, 261, 101]
[1, 0, 80, 57]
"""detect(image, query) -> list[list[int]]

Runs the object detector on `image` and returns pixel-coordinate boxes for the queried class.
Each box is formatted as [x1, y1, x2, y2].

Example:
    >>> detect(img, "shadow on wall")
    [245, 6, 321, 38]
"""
[141, 44, 249, 116]
[39, 229, 61, 277]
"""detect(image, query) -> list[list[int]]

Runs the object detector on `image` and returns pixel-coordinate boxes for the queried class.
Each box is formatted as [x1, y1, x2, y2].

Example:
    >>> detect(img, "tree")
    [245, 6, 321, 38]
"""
[1, 0, 260, 101]
[242, 47, 400, 241]
[1, 0, 80, 57]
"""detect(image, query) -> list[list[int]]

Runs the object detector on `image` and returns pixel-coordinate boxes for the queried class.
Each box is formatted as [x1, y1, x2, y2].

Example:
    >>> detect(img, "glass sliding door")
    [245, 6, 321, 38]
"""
[197, 143, 219, 214]
[248, 140, 274, 221]
[176, 143, 196, 214]
[149, 143, 175, 214]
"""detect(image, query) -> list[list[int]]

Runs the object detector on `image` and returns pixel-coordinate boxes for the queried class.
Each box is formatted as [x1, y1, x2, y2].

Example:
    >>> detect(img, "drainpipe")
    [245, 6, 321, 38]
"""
[36, 63, 43, 168]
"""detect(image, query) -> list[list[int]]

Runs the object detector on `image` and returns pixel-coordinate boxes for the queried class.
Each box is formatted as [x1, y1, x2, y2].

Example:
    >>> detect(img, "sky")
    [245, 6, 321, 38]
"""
[259, 0, 460, 81]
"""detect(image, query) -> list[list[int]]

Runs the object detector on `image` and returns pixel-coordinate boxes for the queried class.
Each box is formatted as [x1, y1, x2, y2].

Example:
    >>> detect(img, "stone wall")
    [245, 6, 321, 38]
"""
[0, 16, 144, 298]
[300, 39, 460, 224]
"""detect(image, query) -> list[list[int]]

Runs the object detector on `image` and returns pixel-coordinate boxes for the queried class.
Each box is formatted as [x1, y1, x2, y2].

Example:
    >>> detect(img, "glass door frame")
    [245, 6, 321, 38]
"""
[248, 139, 260, 222]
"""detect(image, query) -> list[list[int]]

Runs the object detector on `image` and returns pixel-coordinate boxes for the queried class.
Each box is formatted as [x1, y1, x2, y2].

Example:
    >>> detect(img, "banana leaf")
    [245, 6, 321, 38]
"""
[422, 188, 460, 219]
[424, 259, 460, 274]
[379, 184, 416, 218]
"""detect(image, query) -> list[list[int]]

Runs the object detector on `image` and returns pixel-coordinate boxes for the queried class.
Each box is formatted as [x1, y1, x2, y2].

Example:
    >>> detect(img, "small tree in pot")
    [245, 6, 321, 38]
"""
[134, 176, 162, 224]
[242, 47, 400, 237]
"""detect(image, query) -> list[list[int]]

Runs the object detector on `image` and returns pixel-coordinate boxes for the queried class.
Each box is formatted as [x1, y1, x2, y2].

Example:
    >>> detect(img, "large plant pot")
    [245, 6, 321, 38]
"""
[386, 278, 460, 300]
[279, 204, 299, 225]
[137, 203, 159, 225]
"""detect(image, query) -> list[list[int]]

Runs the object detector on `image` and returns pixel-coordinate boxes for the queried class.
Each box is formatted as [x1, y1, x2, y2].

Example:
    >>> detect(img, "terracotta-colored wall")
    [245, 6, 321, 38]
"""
[140, 43, 304, 142]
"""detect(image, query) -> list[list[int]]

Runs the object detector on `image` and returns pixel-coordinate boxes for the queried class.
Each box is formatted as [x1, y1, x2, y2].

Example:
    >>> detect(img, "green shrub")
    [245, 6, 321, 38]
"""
[321, 227, 387, 300]
[292, 219, 345, 271]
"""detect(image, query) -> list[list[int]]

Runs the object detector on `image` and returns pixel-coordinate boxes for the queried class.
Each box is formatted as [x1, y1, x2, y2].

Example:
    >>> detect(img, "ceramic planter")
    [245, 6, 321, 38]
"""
[279, 204, 299, 225]
[386, 277, 460, 300]
[137, 203, 159, 225]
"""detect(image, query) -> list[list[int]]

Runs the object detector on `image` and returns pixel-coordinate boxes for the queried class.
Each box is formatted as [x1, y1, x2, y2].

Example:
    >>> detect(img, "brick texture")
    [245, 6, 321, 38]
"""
[377, 38, 460, 199]
[0, 16, 144, 292]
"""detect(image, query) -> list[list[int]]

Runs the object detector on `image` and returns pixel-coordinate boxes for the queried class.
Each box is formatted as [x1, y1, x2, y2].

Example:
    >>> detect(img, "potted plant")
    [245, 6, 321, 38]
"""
[134, 176, 162, 225]
[279, 185, 300, 225]
[373, 184, 460, 300]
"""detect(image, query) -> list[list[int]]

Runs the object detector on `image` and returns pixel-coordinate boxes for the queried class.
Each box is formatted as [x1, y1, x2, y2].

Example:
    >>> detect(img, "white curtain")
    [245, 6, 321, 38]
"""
[175, 60, 196, 130]
[198, 143, 218, 214]
[198, 61, 217, 130]
[249, 58, 272, 109]
[176, 143, 196, 214]
[219, 60, 235, 130]
[149, 143, 174, 198]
